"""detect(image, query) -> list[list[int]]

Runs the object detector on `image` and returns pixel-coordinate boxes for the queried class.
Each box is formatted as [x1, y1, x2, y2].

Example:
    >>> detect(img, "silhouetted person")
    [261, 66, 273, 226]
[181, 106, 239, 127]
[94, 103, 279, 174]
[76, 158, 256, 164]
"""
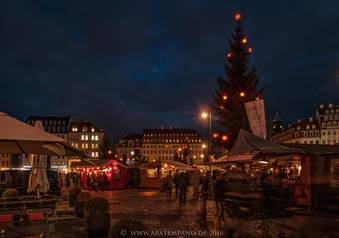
[178, 173, 188, 206]
[214, 174, 226, 220]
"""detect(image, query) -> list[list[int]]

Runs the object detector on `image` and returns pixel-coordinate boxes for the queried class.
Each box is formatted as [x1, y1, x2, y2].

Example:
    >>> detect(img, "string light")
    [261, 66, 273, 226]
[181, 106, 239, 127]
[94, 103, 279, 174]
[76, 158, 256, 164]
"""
[222, 135, 228, 141]
[222, 95, 228, 101]
[213, 132, 219, 138]
[219, 105, 224, 110]
[248, 47, 253, 53]
[240, 91, 246, 97]
[234, 13, 241, 21]
[242, 37, 248, 44]
[256, 97, 260, 101]
[226, 52, 232, 58]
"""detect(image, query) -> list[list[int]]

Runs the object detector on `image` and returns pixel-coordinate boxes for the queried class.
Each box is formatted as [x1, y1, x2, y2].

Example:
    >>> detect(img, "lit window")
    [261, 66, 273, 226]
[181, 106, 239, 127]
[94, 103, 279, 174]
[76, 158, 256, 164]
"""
[72, 127, 78, 132]
[81, 135, 85, 140]
[85, 135, 89, 140]
[95, 135, 99, 141]
[91, 127, 95, 132]
[91, 144, 95, 149]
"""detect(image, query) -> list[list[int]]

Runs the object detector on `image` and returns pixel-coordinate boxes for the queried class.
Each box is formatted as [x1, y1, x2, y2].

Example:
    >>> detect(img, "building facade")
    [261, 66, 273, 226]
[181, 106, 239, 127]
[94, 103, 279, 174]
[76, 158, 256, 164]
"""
[271, 118, 320, 144]
[142, 128, 206, 164]
[271, 104, 339, 145]
[67, 121, 104, 159]
[315, 104, 339, 145]
[116, 133, 143, 163]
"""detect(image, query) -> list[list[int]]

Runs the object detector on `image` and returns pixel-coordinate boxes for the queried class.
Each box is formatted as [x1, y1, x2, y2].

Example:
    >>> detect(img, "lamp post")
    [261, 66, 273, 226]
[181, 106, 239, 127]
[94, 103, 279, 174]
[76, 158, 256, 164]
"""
[201, 111, 212, 163]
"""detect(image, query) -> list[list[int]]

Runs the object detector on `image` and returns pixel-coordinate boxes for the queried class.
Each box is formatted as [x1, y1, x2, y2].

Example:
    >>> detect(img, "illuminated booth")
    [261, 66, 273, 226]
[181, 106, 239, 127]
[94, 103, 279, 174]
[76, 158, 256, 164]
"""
[72, 160, 128, 190]
[223, 130, 339, 210]
[139, 160, 195, 188]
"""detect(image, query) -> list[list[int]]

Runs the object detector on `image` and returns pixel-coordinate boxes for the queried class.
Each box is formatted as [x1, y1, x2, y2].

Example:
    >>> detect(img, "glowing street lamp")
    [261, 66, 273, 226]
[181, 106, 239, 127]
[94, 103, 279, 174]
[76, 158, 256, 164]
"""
[200, 111, 212, 163]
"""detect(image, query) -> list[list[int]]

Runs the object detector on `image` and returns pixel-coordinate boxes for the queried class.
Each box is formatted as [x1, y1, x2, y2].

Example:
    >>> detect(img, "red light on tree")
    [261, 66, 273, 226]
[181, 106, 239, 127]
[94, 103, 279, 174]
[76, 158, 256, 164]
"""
[219, 105, 224, 110]
[226, 52, 232, 58]
[256, 97, 260, 101]
[248, 47, 253, 53]
[222, 135, 228, 141]
[234, 13, 241, 21]
[213, 132, 219, 138]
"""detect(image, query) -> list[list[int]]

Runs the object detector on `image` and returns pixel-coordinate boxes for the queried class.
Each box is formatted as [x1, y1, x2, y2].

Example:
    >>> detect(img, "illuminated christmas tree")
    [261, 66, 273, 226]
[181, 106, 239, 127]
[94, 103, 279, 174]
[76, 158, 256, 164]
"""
[213, 13, 264, 147]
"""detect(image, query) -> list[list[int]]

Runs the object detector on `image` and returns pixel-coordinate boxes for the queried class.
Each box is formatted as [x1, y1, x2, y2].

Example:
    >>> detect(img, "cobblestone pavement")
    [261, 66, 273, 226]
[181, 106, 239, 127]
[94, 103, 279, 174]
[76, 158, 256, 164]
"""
[52, 189, 339, 238]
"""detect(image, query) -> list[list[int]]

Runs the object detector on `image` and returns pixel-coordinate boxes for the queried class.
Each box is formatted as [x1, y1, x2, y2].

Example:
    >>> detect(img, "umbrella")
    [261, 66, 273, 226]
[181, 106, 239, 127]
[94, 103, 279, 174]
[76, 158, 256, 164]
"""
[27, 121, 50, 196]
[27, 154, 50, 196]
[0, 112, 86, 156]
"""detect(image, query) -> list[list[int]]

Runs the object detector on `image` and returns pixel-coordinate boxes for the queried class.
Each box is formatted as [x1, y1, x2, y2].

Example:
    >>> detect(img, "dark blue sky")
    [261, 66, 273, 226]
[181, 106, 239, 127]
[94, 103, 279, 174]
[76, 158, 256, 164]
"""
[0, 0, 338, 139]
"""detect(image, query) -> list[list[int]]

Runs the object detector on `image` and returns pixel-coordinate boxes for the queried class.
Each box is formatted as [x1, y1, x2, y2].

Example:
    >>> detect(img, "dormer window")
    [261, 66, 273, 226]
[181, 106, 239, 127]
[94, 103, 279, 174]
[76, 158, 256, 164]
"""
[72, 127, 78, 132]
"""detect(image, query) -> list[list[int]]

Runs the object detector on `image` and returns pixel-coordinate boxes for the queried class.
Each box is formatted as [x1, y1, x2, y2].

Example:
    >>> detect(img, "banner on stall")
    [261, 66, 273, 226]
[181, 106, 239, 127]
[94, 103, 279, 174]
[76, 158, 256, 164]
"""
[244, 99, 267, 139]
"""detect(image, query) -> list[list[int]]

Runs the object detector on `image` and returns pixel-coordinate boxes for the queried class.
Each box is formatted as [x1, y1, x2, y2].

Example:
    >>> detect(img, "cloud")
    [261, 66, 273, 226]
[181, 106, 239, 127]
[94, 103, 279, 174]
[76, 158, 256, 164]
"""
[0, 0, 338, 139]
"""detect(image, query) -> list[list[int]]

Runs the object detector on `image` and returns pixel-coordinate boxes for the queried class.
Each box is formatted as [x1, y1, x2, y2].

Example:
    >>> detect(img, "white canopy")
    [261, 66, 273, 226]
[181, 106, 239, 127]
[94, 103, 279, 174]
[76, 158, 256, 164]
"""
[0, 112, 82, 156]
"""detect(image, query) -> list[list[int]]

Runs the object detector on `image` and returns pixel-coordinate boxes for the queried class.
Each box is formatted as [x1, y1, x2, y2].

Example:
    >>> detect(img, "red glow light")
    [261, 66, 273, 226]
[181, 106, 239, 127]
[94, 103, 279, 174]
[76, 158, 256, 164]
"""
[234, 13, 241, 21]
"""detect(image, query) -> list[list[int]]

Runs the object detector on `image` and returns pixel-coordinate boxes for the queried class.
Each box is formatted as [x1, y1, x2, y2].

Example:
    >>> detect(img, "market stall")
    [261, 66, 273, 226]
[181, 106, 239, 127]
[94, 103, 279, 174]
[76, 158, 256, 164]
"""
[72, 160, 128, 190]
[138, 160, 195, 188]
[225, 129, 306, 207]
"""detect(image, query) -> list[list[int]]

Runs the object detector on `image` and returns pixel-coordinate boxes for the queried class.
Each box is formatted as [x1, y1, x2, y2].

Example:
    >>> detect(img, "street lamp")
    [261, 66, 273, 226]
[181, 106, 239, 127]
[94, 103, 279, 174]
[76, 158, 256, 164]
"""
[201, 111, 212, 163]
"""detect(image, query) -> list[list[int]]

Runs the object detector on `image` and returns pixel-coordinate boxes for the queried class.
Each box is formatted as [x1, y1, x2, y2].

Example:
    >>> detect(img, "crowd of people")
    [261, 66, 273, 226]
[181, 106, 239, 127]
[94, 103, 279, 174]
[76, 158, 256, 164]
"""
[164, 170, 230, 220]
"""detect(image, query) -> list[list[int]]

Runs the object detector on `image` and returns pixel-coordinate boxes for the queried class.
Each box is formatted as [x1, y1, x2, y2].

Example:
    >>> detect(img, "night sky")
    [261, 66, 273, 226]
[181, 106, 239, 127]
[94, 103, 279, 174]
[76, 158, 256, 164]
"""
[0, 1, 338, 139]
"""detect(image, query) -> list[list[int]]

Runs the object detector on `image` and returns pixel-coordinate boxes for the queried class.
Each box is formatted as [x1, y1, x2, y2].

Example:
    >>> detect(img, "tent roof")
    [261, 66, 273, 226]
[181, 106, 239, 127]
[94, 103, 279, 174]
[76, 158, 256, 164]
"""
[285, 143, 339, 156]
[0, 112, 65, 143]
[229, 129, 303, 157]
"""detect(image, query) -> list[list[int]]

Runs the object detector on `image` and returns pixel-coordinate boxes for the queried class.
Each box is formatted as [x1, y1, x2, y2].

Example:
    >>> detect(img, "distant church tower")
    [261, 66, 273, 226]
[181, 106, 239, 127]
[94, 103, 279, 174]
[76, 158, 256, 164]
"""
[271, 112, 283, 135]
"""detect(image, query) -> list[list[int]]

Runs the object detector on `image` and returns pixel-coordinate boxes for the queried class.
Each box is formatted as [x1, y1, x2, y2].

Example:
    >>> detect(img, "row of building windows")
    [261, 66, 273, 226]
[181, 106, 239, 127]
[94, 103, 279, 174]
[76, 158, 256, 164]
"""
[143, 144, 203, 149]
[91, 152, 99, 158]
[322, 121, 338, 128]
[71, 143, 99, 149]
[80, 135, 99, 141]
[1, 161, 9, 167]
[144, 133, 199, 137]
[72, 127, 95, 132]
[144, 139, 202, 143]
[42, 120, 66, 126]
[323, 109, 339, 114]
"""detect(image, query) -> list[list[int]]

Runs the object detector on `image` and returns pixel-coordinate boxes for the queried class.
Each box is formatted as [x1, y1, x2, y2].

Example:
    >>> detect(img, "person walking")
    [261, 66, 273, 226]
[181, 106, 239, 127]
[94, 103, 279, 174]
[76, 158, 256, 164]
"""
[214, 174, 226, 220]
[166, 171, 174, 198]
[178, 173, 188, 206]
[199, 172, 210, 218]
[174, 171, 179, 198]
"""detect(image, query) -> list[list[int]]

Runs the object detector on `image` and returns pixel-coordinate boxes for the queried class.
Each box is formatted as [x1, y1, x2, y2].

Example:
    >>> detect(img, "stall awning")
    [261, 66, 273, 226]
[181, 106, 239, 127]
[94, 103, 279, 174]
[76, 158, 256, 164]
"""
[286, 144, 339, 156]
[229, 129, 304, 157]
[139, 160, 195, 171]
